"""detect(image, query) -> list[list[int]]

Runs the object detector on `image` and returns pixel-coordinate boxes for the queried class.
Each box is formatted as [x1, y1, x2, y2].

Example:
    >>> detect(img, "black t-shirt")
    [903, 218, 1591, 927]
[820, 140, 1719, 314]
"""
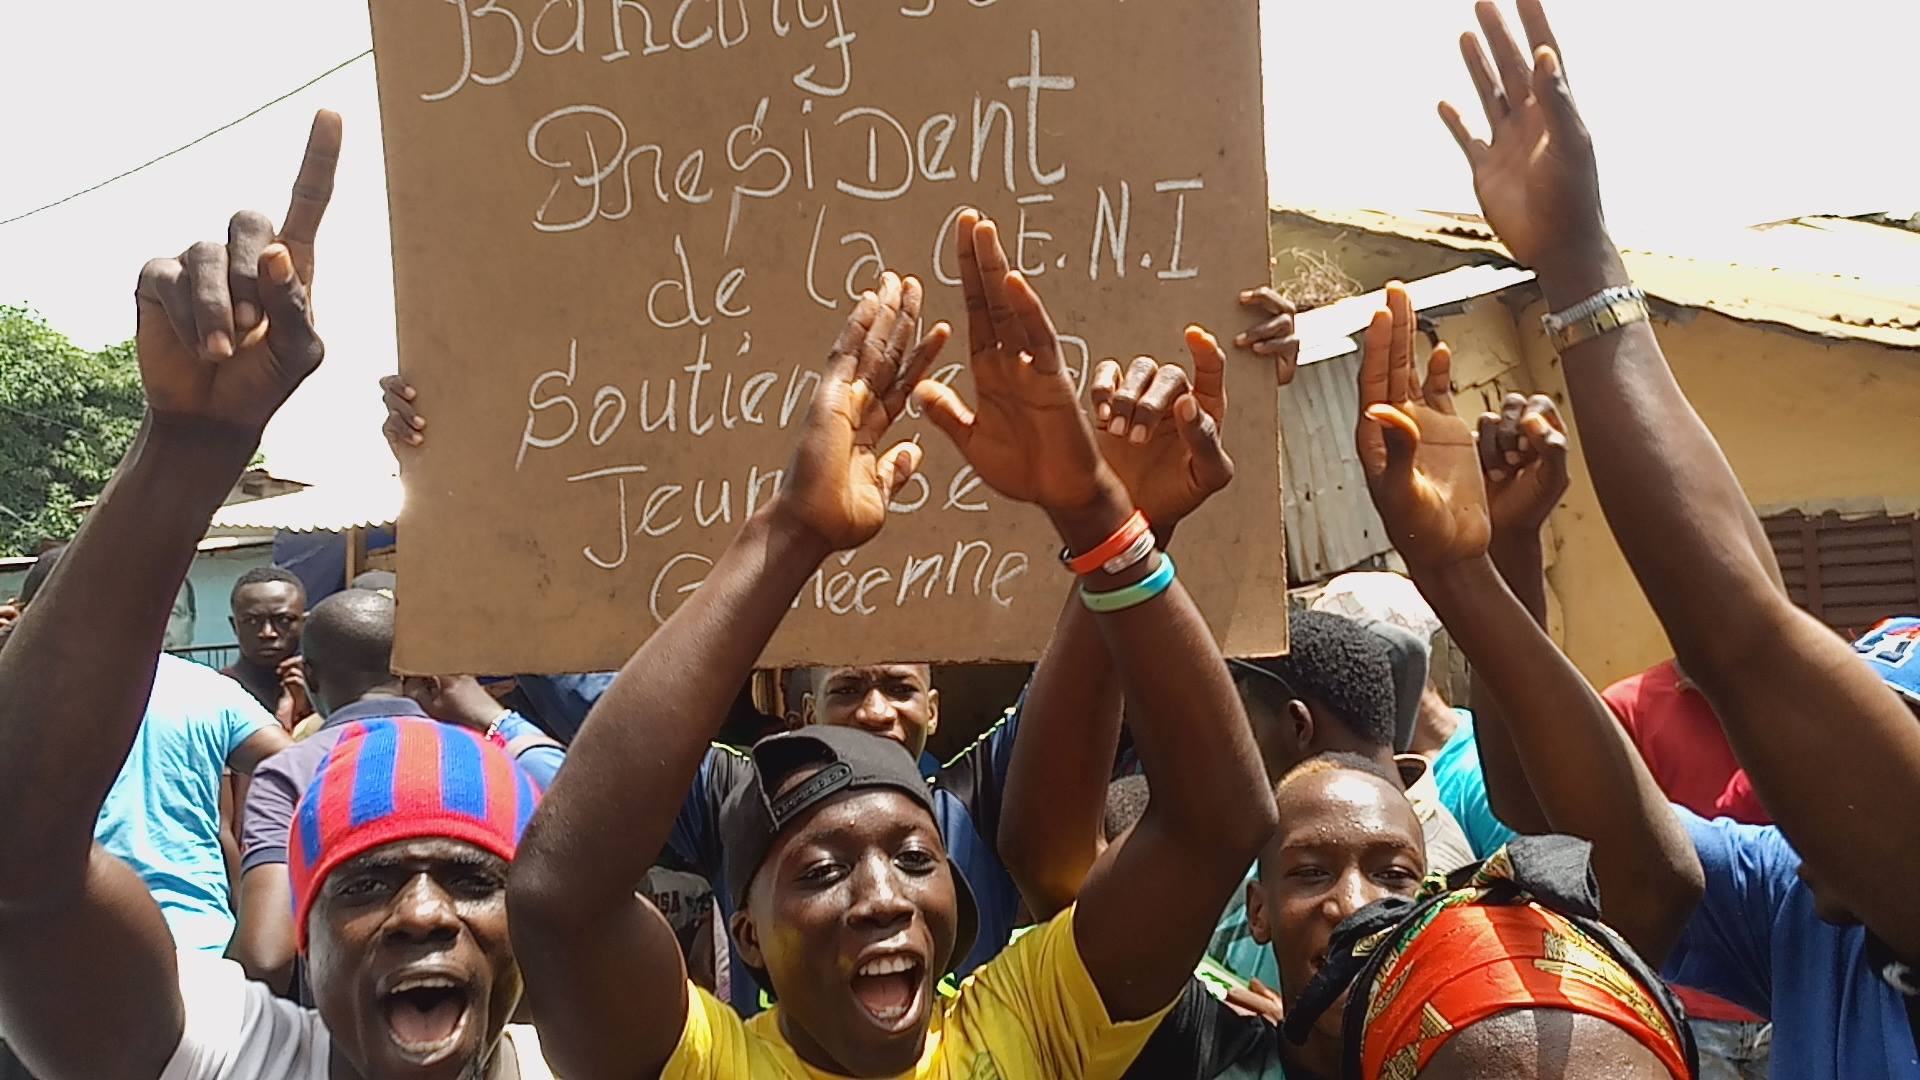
[1124, 980, 1289, 1080]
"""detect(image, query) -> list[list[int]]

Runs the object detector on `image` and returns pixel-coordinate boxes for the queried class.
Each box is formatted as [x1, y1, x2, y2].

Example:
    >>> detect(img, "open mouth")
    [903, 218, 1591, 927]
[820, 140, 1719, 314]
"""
[851, 954, 926, 1032]
[382, 976, 474, 1060]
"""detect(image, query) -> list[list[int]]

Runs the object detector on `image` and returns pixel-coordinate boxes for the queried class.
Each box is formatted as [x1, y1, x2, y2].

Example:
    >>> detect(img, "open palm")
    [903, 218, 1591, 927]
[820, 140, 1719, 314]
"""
[783, 273, 949, 552]
[1438, 0, 1605, 272]
[917, 211, 1114, 515]
[1357, 284, 1491, 570]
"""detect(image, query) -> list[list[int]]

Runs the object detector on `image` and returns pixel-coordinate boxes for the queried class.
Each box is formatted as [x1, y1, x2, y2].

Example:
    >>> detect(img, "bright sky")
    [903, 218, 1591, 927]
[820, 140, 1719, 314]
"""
[0, 1, 1910, 483]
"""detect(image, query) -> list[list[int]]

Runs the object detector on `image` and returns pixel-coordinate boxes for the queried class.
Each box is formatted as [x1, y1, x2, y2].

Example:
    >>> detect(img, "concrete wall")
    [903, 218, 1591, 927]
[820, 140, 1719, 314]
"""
[1482, 301, 1920, 689]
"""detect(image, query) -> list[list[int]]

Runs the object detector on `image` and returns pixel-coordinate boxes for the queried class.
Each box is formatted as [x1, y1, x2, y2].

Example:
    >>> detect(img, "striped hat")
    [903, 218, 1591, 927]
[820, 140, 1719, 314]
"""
[288, 718, 539, 952]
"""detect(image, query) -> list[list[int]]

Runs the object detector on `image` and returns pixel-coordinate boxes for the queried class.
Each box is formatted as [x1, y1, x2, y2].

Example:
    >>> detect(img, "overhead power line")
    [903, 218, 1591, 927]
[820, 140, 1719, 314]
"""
[0, 50, 372, 229]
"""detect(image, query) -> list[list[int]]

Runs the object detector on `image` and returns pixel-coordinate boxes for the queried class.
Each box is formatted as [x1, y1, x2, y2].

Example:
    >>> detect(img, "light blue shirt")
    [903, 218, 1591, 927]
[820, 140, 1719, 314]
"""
[1430, 710, 1519, 860]
[94, 655, 273, 953]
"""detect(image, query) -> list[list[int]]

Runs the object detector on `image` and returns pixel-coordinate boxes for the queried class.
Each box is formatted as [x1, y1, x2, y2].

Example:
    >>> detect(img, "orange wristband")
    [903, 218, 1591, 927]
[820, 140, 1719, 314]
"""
[1063, 510, 1150, 576]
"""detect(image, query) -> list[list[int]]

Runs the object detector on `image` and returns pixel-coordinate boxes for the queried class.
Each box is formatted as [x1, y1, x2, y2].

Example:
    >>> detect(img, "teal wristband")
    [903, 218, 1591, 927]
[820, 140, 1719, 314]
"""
[1080, 553, 1176, 614]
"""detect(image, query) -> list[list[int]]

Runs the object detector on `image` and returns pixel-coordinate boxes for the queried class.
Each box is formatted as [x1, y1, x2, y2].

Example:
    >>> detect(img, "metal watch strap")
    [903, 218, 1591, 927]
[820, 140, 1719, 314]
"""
[1542, 284, 1649, 353]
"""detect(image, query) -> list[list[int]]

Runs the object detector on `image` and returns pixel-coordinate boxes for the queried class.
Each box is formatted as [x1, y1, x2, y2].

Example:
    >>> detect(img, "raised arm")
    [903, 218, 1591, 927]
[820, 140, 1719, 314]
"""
[916, 212, 1276, 1023]
[996, 335, 1238, 920]
[1461, 392, 1572, 836]
[1443, 0, 1920, 959]
[507, 274, 948, 1079]
[1354, 283, 1701, 961]
[0, 112, 337, 1077]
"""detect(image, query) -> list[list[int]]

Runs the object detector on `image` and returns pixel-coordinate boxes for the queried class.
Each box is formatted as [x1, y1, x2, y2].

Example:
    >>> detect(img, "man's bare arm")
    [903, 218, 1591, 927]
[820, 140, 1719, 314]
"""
[1356, 284, 1701, 962]
[917, 216, 1275, 1023]
[508, 275, 947, 1080]
[0, 112, 338, 1076]
[1441, 0, 1920, 959]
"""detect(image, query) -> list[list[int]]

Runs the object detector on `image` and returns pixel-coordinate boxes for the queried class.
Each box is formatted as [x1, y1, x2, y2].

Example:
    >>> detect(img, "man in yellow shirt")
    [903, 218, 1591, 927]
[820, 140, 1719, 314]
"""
[507, 211, 1279, 1078]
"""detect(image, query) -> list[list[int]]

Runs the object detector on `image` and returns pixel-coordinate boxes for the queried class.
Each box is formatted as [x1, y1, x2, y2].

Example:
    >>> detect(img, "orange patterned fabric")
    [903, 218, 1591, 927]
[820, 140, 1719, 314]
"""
[1360, 902, 1690, 1080]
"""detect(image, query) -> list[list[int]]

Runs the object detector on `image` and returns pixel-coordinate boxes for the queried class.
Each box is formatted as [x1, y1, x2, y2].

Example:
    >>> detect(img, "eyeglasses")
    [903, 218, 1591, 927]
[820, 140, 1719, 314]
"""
[1227, 658, 1304, 706]
[236, 613, 301, 633]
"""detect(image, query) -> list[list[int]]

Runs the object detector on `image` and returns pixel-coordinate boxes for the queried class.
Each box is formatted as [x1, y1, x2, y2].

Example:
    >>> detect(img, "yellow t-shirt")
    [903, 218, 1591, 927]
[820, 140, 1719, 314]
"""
[661, 904, 1170, 1079]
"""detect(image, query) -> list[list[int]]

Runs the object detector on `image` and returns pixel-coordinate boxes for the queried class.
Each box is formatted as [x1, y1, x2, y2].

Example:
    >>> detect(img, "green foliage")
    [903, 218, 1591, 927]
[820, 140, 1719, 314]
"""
[0, 306, 145, 556]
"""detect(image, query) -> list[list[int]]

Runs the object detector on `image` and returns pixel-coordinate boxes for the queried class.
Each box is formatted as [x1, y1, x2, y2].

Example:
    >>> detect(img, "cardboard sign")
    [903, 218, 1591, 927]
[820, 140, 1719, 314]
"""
[369, 0, 1286, 674]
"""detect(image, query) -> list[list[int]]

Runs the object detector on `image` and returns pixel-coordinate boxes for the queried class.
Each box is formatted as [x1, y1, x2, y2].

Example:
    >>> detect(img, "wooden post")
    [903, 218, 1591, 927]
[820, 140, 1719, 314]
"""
[344, 527, 367, 587]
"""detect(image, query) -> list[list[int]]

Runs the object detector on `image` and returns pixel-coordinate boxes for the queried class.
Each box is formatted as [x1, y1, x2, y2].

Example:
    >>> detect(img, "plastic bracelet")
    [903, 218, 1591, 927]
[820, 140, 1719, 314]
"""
[1081, 553, 1176, 614]
[1102, 527, 1158, 577]
[1061, 510, 1149, 576]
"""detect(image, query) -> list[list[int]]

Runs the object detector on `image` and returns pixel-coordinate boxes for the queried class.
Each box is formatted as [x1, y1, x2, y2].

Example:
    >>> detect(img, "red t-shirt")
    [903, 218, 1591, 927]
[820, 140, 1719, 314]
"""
[1603, 660, 1769, 825]
[1603, 659, 1768, 1024]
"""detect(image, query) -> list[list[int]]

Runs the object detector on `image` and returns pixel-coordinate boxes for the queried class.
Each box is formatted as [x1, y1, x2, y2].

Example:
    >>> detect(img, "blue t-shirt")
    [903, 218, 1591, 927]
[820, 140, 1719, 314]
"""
[514, 672, 616, 743]
[669, 708, 1025, 1014]
[1665, 806, 1920, 1077]
[95, 655, 274, 953]
[493, 710, 566, 790]
[1429, 710, 1518, 860]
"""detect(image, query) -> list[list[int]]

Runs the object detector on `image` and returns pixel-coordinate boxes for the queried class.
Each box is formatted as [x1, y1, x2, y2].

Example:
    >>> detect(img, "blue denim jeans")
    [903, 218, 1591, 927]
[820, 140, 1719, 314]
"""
[1692, 1018, 1772, 1080]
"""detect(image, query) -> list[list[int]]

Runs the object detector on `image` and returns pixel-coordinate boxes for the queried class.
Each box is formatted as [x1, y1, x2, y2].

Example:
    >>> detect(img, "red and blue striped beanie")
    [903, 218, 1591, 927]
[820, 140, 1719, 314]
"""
[288, 718, 539, 952]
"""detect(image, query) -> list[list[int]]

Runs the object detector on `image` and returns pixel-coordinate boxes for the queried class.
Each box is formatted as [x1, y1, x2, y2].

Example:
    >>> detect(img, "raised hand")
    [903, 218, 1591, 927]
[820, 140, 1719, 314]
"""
[916, 210, 1121, 520]
[1438, 1, 1605, 275]
[1479, 392, 1570, 538]
[1091, 328, 1235, 527]
[380, 375, 425, 450]
[1235, 286, 1303, 388]
[778, 272, 950, 552]
[1357, 283, 1491, 570]
[135, 110, 340, 436]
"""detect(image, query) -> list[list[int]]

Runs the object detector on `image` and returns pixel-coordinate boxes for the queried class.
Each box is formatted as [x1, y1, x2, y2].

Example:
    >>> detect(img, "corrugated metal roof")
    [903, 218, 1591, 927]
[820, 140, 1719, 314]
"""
[0, 534, 272, 572]
[208, 475, 403, 534]
[1296, 264, 1537, 367]
[1277, 205, 1920, 349]
[1280, 350, 1393, 581]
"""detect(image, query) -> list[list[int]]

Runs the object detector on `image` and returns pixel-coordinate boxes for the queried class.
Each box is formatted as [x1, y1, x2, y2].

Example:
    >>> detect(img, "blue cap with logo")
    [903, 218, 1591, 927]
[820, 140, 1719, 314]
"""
[1852, 617, 1920, 705]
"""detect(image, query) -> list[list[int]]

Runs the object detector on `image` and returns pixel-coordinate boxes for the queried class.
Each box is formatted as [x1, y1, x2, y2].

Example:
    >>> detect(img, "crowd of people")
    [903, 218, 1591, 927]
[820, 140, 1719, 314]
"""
[2, 3, 1917, 1078]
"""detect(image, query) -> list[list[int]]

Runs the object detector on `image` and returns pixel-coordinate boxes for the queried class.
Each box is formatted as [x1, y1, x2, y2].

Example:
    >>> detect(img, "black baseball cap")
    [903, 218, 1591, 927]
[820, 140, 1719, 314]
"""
[720, 725, 979, 972]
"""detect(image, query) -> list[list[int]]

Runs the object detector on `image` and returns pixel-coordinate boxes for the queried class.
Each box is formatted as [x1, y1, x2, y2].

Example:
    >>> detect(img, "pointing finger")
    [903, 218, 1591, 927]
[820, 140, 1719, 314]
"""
[279, 110, 342, 284]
